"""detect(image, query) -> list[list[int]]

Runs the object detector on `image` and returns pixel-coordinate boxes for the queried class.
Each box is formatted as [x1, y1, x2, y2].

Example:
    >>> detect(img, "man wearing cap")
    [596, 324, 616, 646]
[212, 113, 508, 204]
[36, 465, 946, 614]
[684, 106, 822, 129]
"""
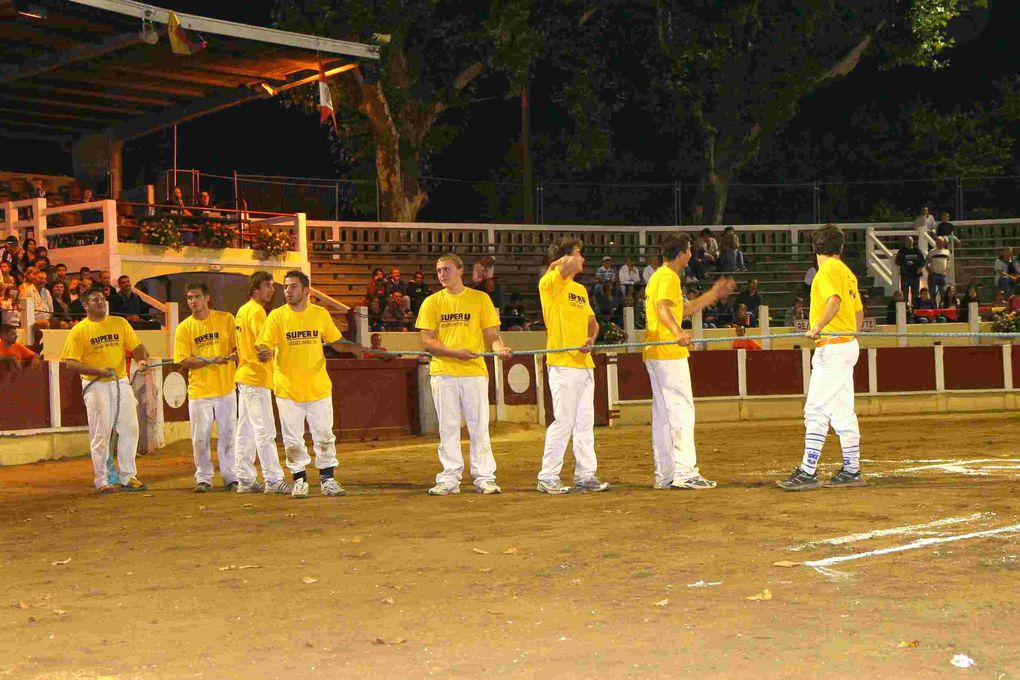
[2, 236, 21, 281]
[595, 256, 617, 287]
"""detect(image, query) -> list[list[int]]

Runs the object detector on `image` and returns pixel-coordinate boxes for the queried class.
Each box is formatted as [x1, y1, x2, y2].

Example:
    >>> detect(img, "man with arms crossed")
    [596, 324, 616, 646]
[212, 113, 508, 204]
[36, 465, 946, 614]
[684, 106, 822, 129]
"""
[60, 287, 150, 493]
[256, 270, 354, 498]
[778, 224, 865, 491]
[417, 253, 511, 495]
[174, 283, 238, 493]
[536, 237, 609, 494]
[644, 235, 734, 490]
[234, 272, 292, 494]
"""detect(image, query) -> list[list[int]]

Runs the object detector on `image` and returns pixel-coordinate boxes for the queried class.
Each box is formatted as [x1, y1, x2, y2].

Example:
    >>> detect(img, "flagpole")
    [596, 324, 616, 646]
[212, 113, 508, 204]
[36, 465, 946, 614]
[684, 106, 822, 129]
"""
[173, 124, 178, 196]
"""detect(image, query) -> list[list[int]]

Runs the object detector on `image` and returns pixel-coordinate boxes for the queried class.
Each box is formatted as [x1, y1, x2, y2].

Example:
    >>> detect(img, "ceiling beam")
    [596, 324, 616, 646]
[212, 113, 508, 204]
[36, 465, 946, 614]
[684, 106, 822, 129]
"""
[105, 64, 247, 88]
[0, 93, 144, 115]
[109, 86, 264, 141]
[0, 118, 89, 133]
[14, 82, 173, 107]
[0, 105, 114, 124]
[59, 73, 207, 98]
[0, 31, 141, 85]
[0, 129, 71, 143]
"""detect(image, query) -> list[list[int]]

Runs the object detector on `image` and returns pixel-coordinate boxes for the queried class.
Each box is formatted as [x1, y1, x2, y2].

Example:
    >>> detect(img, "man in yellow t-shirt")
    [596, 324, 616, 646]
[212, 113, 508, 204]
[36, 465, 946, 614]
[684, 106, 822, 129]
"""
[256, 270, 360, 499]
[173, 282, 238, 493]
[416, 253, 511, 496]
[778, 224, 865, 492]
[232, 272, 291, 495]
[60, 286, 151, 493]
[643, 234, 734, 490]
[536, 237, 608, 495]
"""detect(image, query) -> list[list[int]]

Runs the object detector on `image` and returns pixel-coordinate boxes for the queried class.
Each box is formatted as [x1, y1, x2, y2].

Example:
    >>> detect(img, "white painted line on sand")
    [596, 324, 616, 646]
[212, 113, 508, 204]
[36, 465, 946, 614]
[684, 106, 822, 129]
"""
[804, 522, 1020, 569]
[893, 459, 1020, 473]
[788, 513, 995, 552]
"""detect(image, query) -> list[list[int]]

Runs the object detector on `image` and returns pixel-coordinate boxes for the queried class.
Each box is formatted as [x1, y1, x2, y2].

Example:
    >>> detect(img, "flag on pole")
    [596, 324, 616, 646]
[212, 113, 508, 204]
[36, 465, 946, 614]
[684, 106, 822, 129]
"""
[318, 62, 338, 134]
[168, 11, 207, 56]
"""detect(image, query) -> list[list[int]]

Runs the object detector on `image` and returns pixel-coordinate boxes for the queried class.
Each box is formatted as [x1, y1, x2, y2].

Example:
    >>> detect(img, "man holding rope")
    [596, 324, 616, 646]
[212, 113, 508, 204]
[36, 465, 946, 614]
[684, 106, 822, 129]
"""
[536, 238, 608, 494]
[174, 282, 238, 493]
[417, 253, 511, 496]
[644, 235, 735, 490]
[233, 272, 292, 495]
[778, 224, 865, 491]
[60, 287, 150, 493]
[255, 270, 352, 499]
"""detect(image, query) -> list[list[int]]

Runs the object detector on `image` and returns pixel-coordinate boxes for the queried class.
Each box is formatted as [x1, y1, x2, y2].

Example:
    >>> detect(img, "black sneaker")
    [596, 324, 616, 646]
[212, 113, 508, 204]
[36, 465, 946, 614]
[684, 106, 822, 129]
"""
[223, 481, 239, 493]
[823, 468, 867, 488]
[776, 467, 820, 492]
[193, 482, 213, 493]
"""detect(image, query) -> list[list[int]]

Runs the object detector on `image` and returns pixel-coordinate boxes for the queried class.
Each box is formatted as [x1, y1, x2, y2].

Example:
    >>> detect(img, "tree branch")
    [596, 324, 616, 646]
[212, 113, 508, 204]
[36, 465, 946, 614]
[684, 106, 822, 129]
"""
[452, 61, 485, 92]
[819, 19, 887, 82]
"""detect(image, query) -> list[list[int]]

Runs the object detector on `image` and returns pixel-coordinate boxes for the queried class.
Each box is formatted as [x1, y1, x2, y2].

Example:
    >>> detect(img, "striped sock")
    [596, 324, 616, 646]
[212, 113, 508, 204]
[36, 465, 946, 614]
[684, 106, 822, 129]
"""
[838, 436, 861, 473]
[800, 430, 827, 475]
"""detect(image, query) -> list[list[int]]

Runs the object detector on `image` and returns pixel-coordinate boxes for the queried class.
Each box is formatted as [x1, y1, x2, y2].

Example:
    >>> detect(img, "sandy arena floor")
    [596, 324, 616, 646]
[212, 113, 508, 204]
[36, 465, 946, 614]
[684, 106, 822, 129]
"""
[1, 414, 1019, 679]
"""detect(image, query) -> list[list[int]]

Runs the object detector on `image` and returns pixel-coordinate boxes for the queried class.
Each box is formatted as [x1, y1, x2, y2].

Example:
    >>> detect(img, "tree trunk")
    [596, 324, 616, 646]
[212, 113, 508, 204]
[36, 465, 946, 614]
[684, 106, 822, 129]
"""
[692, 133, 731, 225]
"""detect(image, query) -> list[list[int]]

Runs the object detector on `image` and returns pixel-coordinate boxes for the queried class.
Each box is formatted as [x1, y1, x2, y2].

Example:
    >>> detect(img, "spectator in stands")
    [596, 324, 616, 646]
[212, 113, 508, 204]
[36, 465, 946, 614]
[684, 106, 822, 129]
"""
[803, 255, 817, 294]
[192, 190, 216, 216]
[633, 284, 647, 329]
[35, 245, 49, 265]
[0, 260, 15, 288]
[914, 206, 936, 233]
[736, 279, 762, 315]
[732, 325, 762, 351]
[730, 302, 754, 328]
[994, 247, 1018, 294]
[689, 237, 713, 281]
[618, 256, 641, 296]
[935, 212, 959, 245]
[406, 270, 430, 317]
[700, 228, 720, 260]
[502, 293, 531, 331]
[716, 232, 746, 272]
[784, 296, 807, 326]
[911, 288, 940, 323]
[925, 237, 952, 306]
[168, 185, 190, 215]
[382, 291, 412, 331]
[385, 267, 408, 297]
[1008, 289, 1020, 315]
[48, 270, 71, 305]
[472, 255, 495, 287]
[50, 282, 73, 328]
[1, 236, 21, 281]
[366, 296, 385, 332]
[594, 279, 624, 325]
[80, 188, 104, 224]
[20, 238, 37, 271]
[1, 286, 21, 327]
[49, 262, 67, 288]
[943, 285, 961, 312]
[0, 323, 39, 373]
[366, 267, 386, 299]
[481, 276, 502, 309]
[702, 298, 723, 329]
[19, 267, 53, 330]
[642, 254, 660, 284]
[885, 290, 904, 324]
[98, 270, 111, 288]
[595, 256, 617, 287]
[109, 275, 149, 326]
[895, 236, 925, 304]
[66, 276, 80, 302]
[28, 178, 47, 199]
[959, 286, 980, 323]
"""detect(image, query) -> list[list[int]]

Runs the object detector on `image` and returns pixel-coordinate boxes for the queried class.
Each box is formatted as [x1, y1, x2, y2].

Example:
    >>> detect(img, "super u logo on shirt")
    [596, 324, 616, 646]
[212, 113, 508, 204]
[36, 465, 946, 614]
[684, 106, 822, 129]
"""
[193, 331, 220, 347]
[89, 333, 120, 349]
[566, 292, 587, 308]
[285, 329, 320, 346]
[439, 312, 472, 327]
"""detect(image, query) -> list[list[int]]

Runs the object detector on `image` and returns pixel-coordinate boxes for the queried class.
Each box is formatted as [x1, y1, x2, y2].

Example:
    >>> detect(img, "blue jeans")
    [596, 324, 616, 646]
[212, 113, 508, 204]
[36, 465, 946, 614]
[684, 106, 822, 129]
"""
[928, 273, 947, 306]
[900, 276, 920, 305]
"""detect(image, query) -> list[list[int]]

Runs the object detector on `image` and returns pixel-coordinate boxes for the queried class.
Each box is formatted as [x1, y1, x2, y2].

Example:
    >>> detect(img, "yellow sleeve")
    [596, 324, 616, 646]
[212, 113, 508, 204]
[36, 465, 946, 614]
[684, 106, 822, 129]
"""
[850, 275, 864, 313]
[416, 296, 437, 331]
[815, 266, 841, 304]
[480, 293, 500, 330]
[256, 310, 282, 349]
[173, 321, 190, 363]
[539, 268, 566, 296]
[120, 320, 141, 352]
[223, 313, 237, 352]
[585, 293, 596, 318]
[60, 325, 84, 362]
[320, 308, 341, 344]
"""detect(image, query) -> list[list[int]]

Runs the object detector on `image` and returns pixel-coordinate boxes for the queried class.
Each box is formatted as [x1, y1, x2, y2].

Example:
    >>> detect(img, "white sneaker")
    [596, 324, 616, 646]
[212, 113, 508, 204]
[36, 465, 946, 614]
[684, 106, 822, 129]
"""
[291, 479, 309, 499]
[671, 475, 717, 490]
[536, 479, 571, 494]
[264, 480, 294, 495]
[236, 480, 264, 494]
[575, 477, 610, 492]
[428, 483, 460, 496]
[476, 481, 502, 495]
[320, 477, 346, 497]
[653, 480, 673, 490]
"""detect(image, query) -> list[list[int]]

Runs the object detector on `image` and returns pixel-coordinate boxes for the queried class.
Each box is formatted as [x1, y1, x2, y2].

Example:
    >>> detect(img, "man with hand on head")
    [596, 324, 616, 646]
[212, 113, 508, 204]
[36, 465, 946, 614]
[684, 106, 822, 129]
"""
[644, 235, 735, 490]
[60, 287, 150, 493]
[174, 282, 238, 493]
[256, 270, 360, 499]
[536, 237, 608, 494]
[417, 253, 511, 496]
[233, 272, 292, 495]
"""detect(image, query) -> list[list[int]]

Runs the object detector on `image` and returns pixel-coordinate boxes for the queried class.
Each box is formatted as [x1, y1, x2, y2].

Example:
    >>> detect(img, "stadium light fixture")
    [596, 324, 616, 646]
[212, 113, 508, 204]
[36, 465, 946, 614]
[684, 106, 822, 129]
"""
[17, 3, 47, 18]
[260, 82, 277, 96]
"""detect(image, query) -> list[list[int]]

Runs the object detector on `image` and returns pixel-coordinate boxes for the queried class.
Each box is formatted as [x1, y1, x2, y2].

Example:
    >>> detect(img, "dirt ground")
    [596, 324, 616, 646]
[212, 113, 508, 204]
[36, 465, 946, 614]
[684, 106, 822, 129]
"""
[2, 413, 1020, 680]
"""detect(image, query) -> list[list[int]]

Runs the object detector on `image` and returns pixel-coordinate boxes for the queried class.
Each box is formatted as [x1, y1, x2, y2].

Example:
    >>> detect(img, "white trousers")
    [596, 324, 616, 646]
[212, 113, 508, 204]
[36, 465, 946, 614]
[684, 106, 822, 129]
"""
[234, 384, 285, 485]
[539, 366, 597, 483]
[430, 375, 496, 487]
[189, 391, 237, 485]
[645, 358, 699, 485]
[804, 340, 860, 451]
[83, 378, 139, 488]
[276, 396, 337, 474]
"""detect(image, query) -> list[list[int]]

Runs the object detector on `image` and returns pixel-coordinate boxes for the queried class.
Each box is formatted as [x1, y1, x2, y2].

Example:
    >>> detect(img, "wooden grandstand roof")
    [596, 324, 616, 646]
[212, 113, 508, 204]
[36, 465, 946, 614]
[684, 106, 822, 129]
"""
[0, 0, 377, 142]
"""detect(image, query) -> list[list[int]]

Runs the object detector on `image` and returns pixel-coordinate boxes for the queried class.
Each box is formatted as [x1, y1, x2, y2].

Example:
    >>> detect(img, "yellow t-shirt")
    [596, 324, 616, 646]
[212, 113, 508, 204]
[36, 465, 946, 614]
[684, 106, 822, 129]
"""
[256, 303, 341, 402]
[810, 257, 863, 345]
[643, 266, 689, 361]
[234, 299, 272, 389]
[539, 267, 595, 369]
[415, 287, 500, 377]
[173, 310, 237, 400]
[61, 315, 141, 381]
